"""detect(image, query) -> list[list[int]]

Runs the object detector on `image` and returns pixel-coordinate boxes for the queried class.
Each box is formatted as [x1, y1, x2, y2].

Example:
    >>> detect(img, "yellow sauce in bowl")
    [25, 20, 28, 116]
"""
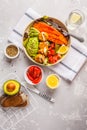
[46, 74, 60, 89]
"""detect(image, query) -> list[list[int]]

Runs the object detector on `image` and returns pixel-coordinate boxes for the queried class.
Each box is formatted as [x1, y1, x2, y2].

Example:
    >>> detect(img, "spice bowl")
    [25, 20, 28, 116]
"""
[24, 65, 43, 85]
[4, 43, 20, 60]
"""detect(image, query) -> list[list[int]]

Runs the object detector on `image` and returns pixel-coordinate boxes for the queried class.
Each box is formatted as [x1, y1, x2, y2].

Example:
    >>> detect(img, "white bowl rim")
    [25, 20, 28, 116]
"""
[4, 43, 20, 59]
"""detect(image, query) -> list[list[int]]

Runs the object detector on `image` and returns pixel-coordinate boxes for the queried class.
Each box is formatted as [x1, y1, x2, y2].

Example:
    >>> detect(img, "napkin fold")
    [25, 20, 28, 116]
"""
[8, 8, 87, 81]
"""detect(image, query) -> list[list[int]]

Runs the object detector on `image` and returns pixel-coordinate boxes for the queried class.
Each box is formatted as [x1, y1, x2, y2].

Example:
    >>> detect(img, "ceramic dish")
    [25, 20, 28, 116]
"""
[24, 65, 43, 85]
[46, 74, 61, 90]
[22, 16, 71, 66]
[4, 43, 20, 60]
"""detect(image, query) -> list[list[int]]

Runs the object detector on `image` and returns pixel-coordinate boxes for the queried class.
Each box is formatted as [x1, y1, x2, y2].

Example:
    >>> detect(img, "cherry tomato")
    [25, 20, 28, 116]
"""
[48, 53, 61, 64]
[50, 43, 55, 49]
[47, 50, 52, 57]
[50, 49, 55, 56]
[48, 56, 53, 63]
[53, 55, 58, 61]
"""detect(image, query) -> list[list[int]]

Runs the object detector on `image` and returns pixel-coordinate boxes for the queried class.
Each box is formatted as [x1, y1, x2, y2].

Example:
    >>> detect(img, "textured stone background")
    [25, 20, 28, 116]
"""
[0, 0, 87, 130]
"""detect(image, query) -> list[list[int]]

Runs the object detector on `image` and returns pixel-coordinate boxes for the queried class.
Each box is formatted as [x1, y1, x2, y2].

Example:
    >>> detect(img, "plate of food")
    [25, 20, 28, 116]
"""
[0, 73, 38, 130]
[23, 16, 71, 66]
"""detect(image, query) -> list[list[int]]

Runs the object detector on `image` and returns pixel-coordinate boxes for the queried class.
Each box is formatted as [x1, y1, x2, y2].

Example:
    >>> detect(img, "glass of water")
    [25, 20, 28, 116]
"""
[66, 9, 85, 30]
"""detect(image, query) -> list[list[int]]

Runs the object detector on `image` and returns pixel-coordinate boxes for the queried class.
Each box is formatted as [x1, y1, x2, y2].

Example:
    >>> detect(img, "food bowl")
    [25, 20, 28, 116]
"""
[22, 16, 71, 66]
[24, 65, 43, 85]
[4, 43, 20, 59]
[46, 74, 61, 89]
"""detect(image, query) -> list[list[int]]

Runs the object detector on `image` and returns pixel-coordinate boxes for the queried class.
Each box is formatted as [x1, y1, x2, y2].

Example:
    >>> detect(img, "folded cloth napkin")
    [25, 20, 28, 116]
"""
[8, 8, 87, 81]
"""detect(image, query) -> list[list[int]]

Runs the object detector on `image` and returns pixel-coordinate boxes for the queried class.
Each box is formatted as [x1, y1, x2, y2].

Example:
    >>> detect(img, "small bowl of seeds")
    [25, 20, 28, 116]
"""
[4, 43, 20, 59]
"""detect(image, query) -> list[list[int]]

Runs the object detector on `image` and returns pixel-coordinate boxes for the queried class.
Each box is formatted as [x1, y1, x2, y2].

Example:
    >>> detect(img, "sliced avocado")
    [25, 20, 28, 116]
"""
[3, 80, 20, 96]
[26, 37, 39, 57]
[55, 44, 61, 53]
[41, 16, 49, 21]
[29, 27, 40, 37]
[23, 38, 29, 47]
[29, 32, 39, 37]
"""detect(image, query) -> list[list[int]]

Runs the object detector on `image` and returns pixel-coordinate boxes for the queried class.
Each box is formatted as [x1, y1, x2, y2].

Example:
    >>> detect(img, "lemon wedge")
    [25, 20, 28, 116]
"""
[70, 12, 81, 24]
[46, 74, 60, 89]
[57, 45, 69, 55]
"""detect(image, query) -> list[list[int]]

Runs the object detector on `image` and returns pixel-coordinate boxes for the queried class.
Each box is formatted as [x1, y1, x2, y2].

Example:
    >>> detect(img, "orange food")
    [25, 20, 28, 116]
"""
[39, 42, 49, 49]
[46, 74, 60, 89]
[33, 22, 68, 45]
[39, 32, 48, 41]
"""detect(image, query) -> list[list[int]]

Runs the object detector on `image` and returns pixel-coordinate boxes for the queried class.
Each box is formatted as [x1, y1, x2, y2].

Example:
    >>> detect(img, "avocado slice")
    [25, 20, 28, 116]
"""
[3, 80, 20, 96]
[55, 44, 61, 53]
[23, 37, 29, 47]
[26, 37, 39, 57]
[29, 27, 40, 37]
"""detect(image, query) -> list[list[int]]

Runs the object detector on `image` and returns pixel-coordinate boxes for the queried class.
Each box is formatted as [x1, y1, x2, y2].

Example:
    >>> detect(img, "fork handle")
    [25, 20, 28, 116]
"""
[69, 33, 84, 42]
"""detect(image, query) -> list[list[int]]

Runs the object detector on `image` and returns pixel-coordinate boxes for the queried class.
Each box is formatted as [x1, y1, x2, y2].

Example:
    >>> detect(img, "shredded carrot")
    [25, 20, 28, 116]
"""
[33, 22, 68, 45]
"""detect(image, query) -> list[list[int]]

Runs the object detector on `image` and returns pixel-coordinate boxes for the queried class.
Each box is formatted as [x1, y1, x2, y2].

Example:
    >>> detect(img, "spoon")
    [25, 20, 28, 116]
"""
[55, 25, 84, 42]
[47, 21, 84, 42]
[62, 30, 84, 42]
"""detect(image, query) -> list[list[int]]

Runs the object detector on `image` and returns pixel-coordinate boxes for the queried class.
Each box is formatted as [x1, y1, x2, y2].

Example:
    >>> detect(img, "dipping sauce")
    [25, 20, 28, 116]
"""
[26, 65, 42, 84]
[46, 74, 60, 89]
[6, 45, 18, 57]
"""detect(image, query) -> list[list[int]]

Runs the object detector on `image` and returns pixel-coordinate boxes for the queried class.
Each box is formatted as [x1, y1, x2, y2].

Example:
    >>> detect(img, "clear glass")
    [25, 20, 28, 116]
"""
[66, 9, 85, 30]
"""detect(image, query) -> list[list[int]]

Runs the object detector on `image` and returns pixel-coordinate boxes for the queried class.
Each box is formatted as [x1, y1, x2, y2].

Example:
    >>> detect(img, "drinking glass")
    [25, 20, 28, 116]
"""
[66, 9, 85, 30]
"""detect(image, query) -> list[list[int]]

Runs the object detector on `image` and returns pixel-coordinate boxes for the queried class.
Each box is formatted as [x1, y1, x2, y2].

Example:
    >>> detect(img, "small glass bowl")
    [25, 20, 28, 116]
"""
[66, 9, 85, 30]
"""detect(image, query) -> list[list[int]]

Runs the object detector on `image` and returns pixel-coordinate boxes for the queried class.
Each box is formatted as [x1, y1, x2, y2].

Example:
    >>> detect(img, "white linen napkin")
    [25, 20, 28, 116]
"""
[8, 8, 87, 81]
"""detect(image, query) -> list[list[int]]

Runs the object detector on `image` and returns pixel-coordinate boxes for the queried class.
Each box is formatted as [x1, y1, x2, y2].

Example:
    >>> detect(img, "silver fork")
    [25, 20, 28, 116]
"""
[38, 92, 55, 103]
[25, 85, 55, 103]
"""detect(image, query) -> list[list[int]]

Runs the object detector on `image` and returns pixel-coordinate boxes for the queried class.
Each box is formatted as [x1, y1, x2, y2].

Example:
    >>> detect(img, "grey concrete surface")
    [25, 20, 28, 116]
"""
[0, 0, 87, 130]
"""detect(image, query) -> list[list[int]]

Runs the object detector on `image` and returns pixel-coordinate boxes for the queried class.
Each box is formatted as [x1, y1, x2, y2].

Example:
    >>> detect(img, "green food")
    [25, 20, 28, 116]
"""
[41, 16, 49, 21]
[55, 44, 61, 53]
[3, 80, 20, 96]
[23, 38, 29, 47]
[29, 27, 40, 37]
[26, 37, 39, 57]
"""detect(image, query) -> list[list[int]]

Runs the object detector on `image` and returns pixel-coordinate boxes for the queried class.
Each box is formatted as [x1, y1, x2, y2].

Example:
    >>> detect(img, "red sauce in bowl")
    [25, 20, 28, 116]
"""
[26, 66, 42, 84]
